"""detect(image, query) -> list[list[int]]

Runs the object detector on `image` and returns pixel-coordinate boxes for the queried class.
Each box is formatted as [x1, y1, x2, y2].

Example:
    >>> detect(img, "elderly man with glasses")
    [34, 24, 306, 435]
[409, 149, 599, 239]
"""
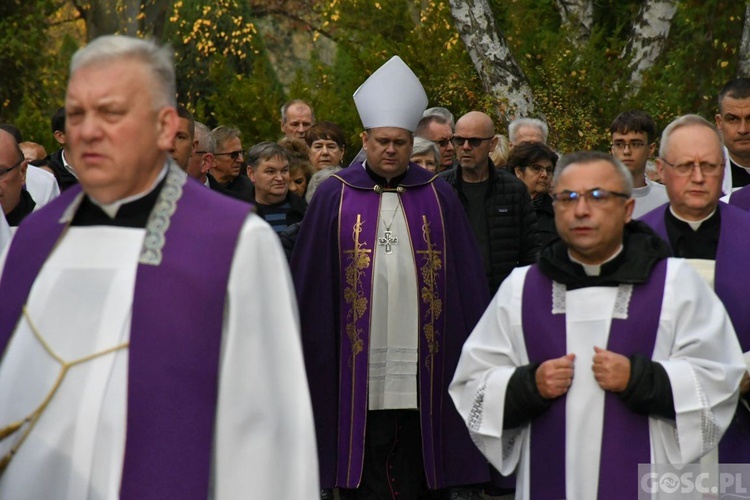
[641, 114, 750, 465]
[451, 150, 745, 500]
[440, 111, 540, 294]
[0, 129, 35, 226]
[207, 125, 253, 203]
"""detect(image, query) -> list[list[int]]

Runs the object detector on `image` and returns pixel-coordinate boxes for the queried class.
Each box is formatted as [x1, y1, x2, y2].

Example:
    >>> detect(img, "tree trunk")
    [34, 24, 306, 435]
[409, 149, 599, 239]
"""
[739, 4, 750, 77]
[555, 0, 593, 47]
[73, 0, 168, 40]
[448, 0, 540, 125]
[623, 0, 678, 97]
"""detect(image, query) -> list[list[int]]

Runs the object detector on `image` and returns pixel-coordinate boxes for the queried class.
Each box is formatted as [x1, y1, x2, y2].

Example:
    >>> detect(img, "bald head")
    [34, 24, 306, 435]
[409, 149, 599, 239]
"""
[454, 111, 498, 181]
[0, 129, 28, 216]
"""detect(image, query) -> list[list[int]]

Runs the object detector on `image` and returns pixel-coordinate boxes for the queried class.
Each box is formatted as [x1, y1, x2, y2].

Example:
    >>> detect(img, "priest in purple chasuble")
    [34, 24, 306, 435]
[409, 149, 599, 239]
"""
[0, 36, 319, 500]
[640, 114, 750, 464]
[451, 151, 745, 500]
[290, 56, 492, 498]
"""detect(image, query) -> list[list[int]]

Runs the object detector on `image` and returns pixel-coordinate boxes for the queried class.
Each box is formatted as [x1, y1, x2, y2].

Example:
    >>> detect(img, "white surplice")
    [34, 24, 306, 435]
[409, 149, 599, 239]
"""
[449, 258, 745, 500]
[368, 192, 419, 410]
[0, 214, 319, 500]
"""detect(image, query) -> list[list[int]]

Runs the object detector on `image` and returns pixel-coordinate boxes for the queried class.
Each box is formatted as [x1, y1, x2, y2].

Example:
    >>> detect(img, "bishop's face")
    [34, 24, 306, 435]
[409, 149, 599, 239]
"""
[363, 127, 413, 180]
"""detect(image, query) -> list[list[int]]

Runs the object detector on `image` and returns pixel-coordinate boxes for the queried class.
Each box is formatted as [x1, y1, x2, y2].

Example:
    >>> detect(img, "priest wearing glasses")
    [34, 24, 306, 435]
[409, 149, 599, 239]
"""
[291, 56, 492, 499]
[0, 36, 318, 499]
[451, 150, 744, 500]
[641, 114, 750, 464]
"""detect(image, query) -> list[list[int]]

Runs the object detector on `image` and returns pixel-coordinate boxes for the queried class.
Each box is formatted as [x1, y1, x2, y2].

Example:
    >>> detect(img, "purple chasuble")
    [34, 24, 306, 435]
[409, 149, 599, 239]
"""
[522, 260, 666, 499]
[641, 202, 750, 462]
[729, 185, 750, 212]
[0, 168, 252, 498]
[291, 163, 492, 490]
[337, 180, 447, 487]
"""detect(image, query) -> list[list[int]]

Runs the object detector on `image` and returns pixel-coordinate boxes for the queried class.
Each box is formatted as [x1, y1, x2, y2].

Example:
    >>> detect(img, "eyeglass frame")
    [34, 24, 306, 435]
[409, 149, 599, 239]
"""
[213, 150, 244, 160]
[659, 158, 723, 177]
[611, 141, 649, 152]
[0, 156, 24, 178]
[451, 136, 494, 148]
[524, 164, 555, 176]
[551, 188, 630, 206]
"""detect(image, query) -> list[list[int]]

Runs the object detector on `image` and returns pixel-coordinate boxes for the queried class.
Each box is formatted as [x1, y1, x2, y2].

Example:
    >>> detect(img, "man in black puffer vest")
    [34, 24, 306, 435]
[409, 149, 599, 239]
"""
[440, 111, 540, 294]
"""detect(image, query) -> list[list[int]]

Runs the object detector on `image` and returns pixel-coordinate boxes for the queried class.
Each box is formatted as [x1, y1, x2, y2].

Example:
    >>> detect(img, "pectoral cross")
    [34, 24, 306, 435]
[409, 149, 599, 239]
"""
[378, 231, 398, 254]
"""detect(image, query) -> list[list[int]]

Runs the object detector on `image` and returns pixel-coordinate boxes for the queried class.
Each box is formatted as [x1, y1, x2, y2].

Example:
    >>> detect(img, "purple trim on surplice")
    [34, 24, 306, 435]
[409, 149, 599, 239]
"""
[120, 178, 250, 499]
[522, 265, 567, 499]
[642, 203, 750, 463]
[522, 260, 666, 499]
[334, 182, 448, 489]
[0, 173, 251, 498]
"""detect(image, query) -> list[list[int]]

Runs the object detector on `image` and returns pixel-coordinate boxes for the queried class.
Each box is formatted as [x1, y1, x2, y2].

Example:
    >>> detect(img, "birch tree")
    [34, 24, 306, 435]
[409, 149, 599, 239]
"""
[622, 0, 678, 97]
[739, 3, 750, 77]
[448, 0, 540, 125]
[555, 0, 593, 47]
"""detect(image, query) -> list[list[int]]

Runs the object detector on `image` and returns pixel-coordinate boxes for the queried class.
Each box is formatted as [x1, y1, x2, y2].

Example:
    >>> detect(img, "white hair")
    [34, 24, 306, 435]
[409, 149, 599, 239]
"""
[509, 117, 549, 144]
[659, 114, 723, 159]
[70, 35, 176, 108]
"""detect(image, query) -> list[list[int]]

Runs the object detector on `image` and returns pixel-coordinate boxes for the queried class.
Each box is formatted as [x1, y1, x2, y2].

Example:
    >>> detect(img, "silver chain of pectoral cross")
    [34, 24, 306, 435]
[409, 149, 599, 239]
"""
[378, 203, 400, 254]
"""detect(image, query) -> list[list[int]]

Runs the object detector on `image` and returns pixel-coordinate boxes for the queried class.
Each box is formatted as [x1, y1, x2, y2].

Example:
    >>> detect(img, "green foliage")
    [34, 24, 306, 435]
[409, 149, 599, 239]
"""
[3, 0, 750, 160]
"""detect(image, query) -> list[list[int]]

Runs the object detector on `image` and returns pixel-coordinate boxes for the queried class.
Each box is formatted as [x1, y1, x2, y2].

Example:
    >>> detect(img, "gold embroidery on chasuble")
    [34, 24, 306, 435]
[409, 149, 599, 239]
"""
[343, 214, 371, 362]
[417, 215, 443, 373]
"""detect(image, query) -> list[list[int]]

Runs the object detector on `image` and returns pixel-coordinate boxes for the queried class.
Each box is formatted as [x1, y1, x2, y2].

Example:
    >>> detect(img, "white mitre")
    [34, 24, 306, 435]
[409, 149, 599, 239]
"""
[353, 56, 428, 132]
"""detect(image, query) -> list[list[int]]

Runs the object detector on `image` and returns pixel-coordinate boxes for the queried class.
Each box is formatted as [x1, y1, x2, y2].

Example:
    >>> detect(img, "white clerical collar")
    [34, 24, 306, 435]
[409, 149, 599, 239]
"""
[89, 165, 168, 218]
[669, 206, 716, 231]
[568, 245, 624, 277]
[61, 150, 78, 179]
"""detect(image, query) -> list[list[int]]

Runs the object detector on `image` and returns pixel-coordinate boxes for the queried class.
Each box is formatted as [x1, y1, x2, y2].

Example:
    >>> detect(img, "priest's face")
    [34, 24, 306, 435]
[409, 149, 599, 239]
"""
[553, 159, 635, 265]
[657, 124, 724, 221]
[65, 57, 178, 205]
[363, 127, 413, 179]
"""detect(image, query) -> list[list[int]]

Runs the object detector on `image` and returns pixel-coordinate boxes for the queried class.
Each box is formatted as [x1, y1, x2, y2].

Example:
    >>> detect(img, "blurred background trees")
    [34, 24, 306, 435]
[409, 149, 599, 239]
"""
[1, 0, 747, 160]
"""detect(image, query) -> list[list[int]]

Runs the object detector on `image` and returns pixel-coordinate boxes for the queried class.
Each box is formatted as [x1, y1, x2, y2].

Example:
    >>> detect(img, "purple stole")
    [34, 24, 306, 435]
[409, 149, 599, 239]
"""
[642, 203, 750, 462]
[0, 171, 251, 498]
[522, 261, 667, 499]
[336, 183, 447, 488]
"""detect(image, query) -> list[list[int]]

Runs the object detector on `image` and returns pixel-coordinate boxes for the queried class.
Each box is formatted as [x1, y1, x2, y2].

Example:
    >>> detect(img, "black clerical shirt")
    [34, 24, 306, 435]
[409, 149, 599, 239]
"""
[663, 208, 720, 260]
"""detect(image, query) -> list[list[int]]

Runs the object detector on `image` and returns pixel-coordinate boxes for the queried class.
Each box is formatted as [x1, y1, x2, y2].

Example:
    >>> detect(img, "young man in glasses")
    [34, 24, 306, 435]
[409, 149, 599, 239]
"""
[440, 110, 540, 294]
[641, 114, 750, 465]
[207, 125, 254, 203]
[609, 110, 668, 218]
[451, 149, 745, 499]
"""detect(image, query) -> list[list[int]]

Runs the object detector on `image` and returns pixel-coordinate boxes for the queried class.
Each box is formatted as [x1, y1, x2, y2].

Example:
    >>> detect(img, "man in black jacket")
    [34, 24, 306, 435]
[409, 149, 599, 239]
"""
[440, 111, 540, 294]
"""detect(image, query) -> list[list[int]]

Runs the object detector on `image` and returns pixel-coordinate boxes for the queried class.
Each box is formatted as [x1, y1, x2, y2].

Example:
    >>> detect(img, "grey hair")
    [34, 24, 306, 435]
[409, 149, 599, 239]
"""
[246, 141, 291, 170]
[194, 122, 215, 154]
[211, 125, 241, 152]
[70, 35, 176, 108]
[280, 99, 315, 125]
[659, 114, 723, 159]
[422, 107, 455, 128]
[411, 137, 440, 164]
[509, 118, 549, 144]
[553, 151, 633, 196]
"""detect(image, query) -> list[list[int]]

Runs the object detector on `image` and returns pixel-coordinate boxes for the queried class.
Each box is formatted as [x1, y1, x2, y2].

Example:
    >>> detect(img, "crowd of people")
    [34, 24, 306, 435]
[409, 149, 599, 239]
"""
[0, 34, 749, 500]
